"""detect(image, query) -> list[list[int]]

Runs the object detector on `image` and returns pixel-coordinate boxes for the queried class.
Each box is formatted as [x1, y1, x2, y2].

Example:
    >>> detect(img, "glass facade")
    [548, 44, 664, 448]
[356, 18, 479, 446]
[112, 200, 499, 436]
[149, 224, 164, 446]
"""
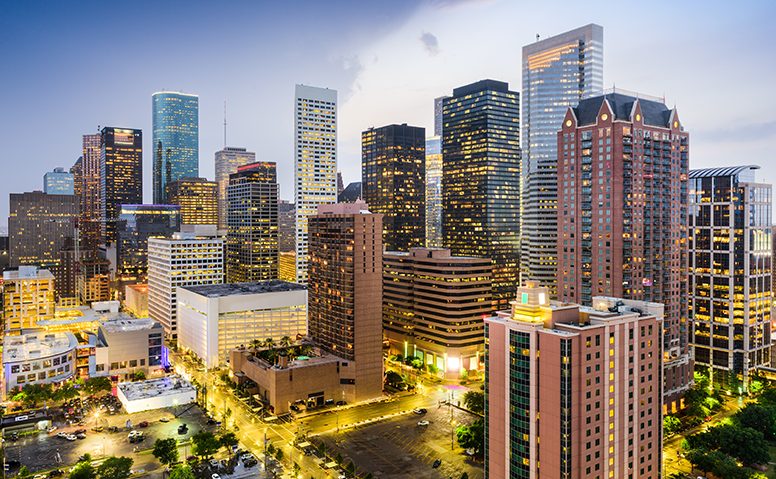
[509, 330, 531, 478]
[44, 167, 74, 195]
[215, 147, 256, 229]
[521, 24, 603, 298]
[101, 127, 143, 244]
[218, 305, 307, 364]
[81, 134, 102, 250]
[152, 92, 199, 204]
[166, 177, 219, 225]
[361, 124, 426, 252]
[117, 205, 181, 285]
[425, 136, 443, 248]
[442, 80, 520, 308]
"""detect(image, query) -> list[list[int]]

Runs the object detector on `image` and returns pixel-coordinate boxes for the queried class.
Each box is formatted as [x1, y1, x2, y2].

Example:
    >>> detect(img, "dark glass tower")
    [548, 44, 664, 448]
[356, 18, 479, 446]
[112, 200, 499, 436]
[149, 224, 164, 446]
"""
[442, 80, 520, 309]
[117, 205, 181, 286]
[152, 92, 199, 204]
[361, 123, 426, 252]
[100, 127, 143, 244]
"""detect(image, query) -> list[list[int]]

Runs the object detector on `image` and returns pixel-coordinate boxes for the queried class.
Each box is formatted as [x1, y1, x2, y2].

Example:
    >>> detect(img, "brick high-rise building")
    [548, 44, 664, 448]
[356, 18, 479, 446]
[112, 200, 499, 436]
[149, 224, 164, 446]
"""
[485, 281, 663, 479]
[166, 177, 218, 226]
[558, 89, 691, 412]
[308, 201, 383, 403]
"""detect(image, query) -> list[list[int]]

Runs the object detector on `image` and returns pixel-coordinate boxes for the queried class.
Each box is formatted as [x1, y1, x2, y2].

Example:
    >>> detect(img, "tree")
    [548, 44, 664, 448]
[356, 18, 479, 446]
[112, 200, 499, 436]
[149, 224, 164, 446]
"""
[97, 456, 133, 479]
[250, 339, 262, 356]
[317, 441, 327, 457]
[287, 347, 298, 358]
[54, 383, 79, 401]
[385, 371, 402, 386]
[81, 453, 92, 463]
[363, 473, 374, 479]
[84, 376, 112, 395]
[663, 415, 681, 436]
[263, 338, 276, 349]
[191, 431, 221, 460]
[684, 424, 770, 465]
[267, 444, 276, 456]
[460, 369, 469, 381]
[69, 463, 96, 479]
[168, 465, 194, 479]
[134, 370, 146, 381]
[220, 432, 239, 452]
[460, 473, 470, 479]
[733, 403, 776, 439]
[334, 452, 344, 465]
[462, 391, 485, 415]
[152, 438, 179, 466]
[275, 448, 284, 462]
[292, 463, 301, 477]
[345, 461, 356, 475]
[455, 418, 485, 454]
[280, 336, 293, 348]
[18, 466, 31, 478]
[299, 344, 314, 357]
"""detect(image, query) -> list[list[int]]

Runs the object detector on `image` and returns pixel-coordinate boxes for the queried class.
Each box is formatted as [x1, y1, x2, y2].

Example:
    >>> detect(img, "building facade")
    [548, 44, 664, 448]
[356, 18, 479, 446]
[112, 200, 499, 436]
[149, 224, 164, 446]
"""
[152, 91, 199, 204]
[294, 85, 337, 284]
[9, 191, 77, 268]
[81, 134, 102, 251]
[70, 157, 82, 200]
[3, 267, 56, 332]
[44, 167, 75, 195]
[689, 166, 772, 384]
[362, 124, 426, 252]
[100, 127, 143, 244]
[558, 90, 691, 412]
[166, 177, 218, 225]
[278, 200, 295, 253]
[485, 282, 663, 479]
[338, 182, 361, 203]
[116, 205, 181, 288]
[77, 257, 111, 304]
[3, 331, 77, 398]
[148, 230, 224, 339]
[383, 248, 491, 378]
[520, 24, 604, 298]
[442, 80, 520, 309]
[425, 136, 442, 248]
[308, 202, 383, 403]
[91, 317, 165, 381]
[215, 147, 256, 229]
[433, 96, 449, 136]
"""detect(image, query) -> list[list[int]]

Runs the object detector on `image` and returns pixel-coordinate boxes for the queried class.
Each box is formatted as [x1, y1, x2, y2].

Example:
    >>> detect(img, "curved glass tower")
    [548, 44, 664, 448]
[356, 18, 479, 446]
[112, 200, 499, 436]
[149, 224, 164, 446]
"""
[152, 92, 199, 204]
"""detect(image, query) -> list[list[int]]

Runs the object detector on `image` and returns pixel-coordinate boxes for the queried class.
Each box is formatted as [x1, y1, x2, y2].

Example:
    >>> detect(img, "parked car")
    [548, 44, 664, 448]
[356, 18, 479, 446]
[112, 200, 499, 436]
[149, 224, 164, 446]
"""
[47, 426, 58, 433]
[209, 459, 219, 469]
[336, 401, 347, 406]
[57, 432, 69, 438]
[413, 408, 427, 414]
[432, 459, 442, 469]
[92, 426, 103, 432]
[159, 417, 170, 423]
[10, 432, 19, 441]
[206, 419, 217, 425]
[108, 426, 119, 433]
[76, 433, 86, 439]
[48, 470, 64, 477]
[178, 424, 188, 434]
[211, 475, 220, 479]
[66, 435, 77, 441]
[74, 428, 86, 434]
[418, 421, 429, 426]
[290, 405, 300, 412]
[138, 421, 149, 427]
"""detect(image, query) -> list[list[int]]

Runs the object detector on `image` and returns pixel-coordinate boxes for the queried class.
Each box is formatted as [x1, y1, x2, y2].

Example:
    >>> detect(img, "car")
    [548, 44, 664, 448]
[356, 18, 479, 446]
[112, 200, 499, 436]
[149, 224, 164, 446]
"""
[33, 474, 45, 479]
[206, 419, 217, 425]
[47, 426, 58, 433]
[210, 459, 219, 468]
[465, 448, 475, 456]
[178, 424, 188, 434]
[290, 405, 300, 412]
[413, 408, 427, 414]
[76, 433, 86, 439]
[6, 460, 21, 469]
[66, 435, 77, 441]
[74, 428, 86, 434]
[108, 426, 119, 433]
[57, 432, 68, 438]
[159, 417, 170, 423]
[212, 475, 220, 479]
[432, 459, 442, 469]
[336, 401, 347, 406]
[138, 421, 149, 427]
[10, 432, 18, 441]
[418, 420, 429, 426]
[92, 426, 104, 432]
[48, 470, 64, 477]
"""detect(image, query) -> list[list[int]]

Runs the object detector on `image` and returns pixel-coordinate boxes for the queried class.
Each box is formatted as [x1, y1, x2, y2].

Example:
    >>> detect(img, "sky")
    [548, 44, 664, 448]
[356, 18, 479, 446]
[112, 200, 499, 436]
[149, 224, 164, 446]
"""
[1, 0, 775, 227]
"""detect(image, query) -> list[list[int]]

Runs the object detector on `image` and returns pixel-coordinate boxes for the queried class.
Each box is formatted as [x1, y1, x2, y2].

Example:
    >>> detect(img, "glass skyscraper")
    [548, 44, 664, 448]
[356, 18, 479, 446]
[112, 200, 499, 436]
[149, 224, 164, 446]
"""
[520, 24, 603, 298]
[215, 147, 256, 229]
[425, 136, 442, 248]
[117, 204, 181, 286]
[152, 91, 199, 204]
[44, 167, 74, 195]
[100, 127, 143, 244]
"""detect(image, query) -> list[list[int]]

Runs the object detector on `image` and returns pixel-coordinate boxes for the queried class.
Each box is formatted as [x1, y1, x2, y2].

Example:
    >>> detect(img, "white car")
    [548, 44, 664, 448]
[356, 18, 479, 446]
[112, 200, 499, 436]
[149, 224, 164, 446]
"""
[212, 475, 220, 479]
[57, 432, 68, 438]
[66, 435, 77, 441]
[47, 426, 57, 434]
[418, 420, 429, 426]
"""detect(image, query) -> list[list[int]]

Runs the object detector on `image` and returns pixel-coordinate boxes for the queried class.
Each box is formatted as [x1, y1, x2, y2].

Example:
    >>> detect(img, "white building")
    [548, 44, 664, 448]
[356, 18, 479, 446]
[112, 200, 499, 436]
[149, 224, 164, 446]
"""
[294, 85, 337, 284]
[117, 375, 196, 414]
[148, 226, 224, 339]
[215, 147, 256, 230]
[177, 281, 307, 368]
[3, 331, 77, 398]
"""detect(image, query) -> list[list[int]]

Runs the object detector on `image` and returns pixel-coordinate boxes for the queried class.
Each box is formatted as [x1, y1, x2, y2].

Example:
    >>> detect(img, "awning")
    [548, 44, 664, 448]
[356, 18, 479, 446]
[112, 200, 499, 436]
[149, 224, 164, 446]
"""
[297, 441, 311, 448]
[325, 462, 338, 468]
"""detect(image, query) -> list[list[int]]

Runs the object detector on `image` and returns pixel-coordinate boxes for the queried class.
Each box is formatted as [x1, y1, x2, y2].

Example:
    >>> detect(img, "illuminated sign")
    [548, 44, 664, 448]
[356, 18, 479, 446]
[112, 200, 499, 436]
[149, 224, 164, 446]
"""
[114, 131, 134, 144]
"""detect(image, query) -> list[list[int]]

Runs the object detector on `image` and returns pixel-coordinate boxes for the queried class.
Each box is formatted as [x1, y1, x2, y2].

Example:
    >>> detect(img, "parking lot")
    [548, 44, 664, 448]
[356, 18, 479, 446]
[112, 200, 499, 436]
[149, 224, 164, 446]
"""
[316, 404, 484, 479]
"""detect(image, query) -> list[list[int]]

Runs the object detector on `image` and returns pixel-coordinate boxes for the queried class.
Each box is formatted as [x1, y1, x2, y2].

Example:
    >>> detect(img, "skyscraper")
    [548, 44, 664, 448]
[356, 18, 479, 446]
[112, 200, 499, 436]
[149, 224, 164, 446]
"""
[559, 89, 691, 412]
[442, 79, 520, 309]
[70, 157, 82, 200]
[81, 133, 101, 251]
[152, 92, 199, 204]
[433, 96, 449, 136]
[116, 205, 181, 288]
[226, 162, 279, 283]
[425, 135, 442, 248]
[9, 191, 77, 268]
[100, 127, 143, 244]
[44, 167, 75, 195]
[308, 202, 383, 403]
[294, 84, 337, 284]
[215, 147, 256, 229]
[166, 177, 219, 226]
[689, 166, 772, 385]
[362, 124, 426, 252]
[520, 24, 604, 298]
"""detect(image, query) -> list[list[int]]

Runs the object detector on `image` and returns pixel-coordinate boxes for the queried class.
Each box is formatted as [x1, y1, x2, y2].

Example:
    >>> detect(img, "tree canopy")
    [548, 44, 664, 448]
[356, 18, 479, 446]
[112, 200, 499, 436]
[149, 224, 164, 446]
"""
[462, 391, 484, 415]
[69, 463, 97, 479]
[684, 424, 769, 465]
[456, 418, 485, 454]
[97, 456, 133, 479]
[192, 430, 221, 459]
[168, 465, 194, 479]
[152, 438, 179, 466]
[385, 371, 402, 386]
[84, 376, 113, 395]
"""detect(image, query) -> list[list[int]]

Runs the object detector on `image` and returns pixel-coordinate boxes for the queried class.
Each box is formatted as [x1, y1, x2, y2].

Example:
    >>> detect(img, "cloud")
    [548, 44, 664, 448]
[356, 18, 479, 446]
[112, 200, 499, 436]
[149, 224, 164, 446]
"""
[419, 31, 439, 56]
[693, 120, 776, 144]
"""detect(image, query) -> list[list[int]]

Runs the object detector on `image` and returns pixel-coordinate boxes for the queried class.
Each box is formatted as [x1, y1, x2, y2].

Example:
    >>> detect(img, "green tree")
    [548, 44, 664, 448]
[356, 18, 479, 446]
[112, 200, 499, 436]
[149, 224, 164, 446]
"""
[299, 344, 314, 357]
[460, 369, 469, 381]
[455, 418, 485, 454]
[84, 376, 112, 395]
[280, 336, 293, 348]
[97, 456, 133, 479]
[152, 438, 180, 466]
[363, 473, 374, 479]
[250, 339, 262, 356]
[81, 453, 92, 463]
[274, 448, 284, 462]
[385, 371, 402, 386]
[684, 424, 770, 465]
[664, 415, 681, 436]
[334, 452, 344, 465]
[267, 444, 276, 456]
[292, 463, 301, 477]
[462, 391, 485, 415]
[54, 383, 79, 401]
[317, 441, 327, 457]
[757, 386, 776, 405]
[168, 465, 194, 479]
[263, 338, 276, 349]
[219, 432, 239, 452]
[345, 461, 356, 475]
[191, 431, 221, 460]
[134, 370, 146, 381]
[18, 466, 31, 478]
[69, 463, 96, 479]
[460, 473, 470, 479]
[732, 403, 776, 439]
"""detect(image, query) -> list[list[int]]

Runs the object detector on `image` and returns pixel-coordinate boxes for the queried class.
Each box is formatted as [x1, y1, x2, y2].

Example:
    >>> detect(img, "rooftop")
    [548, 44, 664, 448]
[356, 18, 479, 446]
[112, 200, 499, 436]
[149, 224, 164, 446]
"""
[3, 331, 77, 362]
[118, 375, 196, 402]
[574, 91, 672, 128]
[181, 280, 306, 298]
[3, 267, 54, 281]
[100, 316, 161, 334]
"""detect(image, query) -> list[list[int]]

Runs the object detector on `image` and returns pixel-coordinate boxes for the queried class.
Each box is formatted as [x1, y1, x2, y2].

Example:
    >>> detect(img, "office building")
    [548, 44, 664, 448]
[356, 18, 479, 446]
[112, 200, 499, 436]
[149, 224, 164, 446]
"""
[485, 282, 663, 479]
[166, 177, 218, 225]
[116, 205, 181, 288]
[9, 191, 77, 268]
[362, 124, 426, 252]
[0, 236, 10, 273]
[338, 182, 361, 203]
[433, 96, 449, 136]
[178, 281, 307, 368]
[215, 147, 256, 229]
[77, 257, 111, 304]
[100, 127, 143, 244]
[425, 136, 442, 248]
[44, 167, 75, 195]
[226, 162, 279, 283]
[278, 201, 295, 253]
[294, 84, 337, 284]
[383, 248, 491, 378]
[520, 24, 604, 298]
[56, 240, 93, 301]
[278, 251, 295, 282]
[89, 316, 165, 381]
[689, 166, 772, 384]
[308, 202, 383, 403]
[125, 284, 149, 319]
[3, 266, 56, 332]
[558, 89, 691, 411]
[337, 171, 344, 196]
[3, 331, 77, 398]
[152, 91, 199, 204]
[148, 227, 224, 339]
[81, 133, 102, 251]
[442, 80, 520, 309]
[70, 157, 82, 200]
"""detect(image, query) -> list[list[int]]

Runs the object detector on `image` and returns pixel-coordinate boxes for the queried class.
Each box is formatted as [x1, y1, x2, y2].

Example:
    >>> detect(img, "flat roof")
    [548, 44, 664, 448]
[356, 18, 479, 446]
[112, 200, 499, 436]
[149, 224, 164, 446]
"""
[181, 280, 306, 298]
[3, 268, 54, 281]
[38, 306, 155, 330]
[3, 331, 77, 362]
[118, 375, 196, 401]
[100, 316, 161, 333]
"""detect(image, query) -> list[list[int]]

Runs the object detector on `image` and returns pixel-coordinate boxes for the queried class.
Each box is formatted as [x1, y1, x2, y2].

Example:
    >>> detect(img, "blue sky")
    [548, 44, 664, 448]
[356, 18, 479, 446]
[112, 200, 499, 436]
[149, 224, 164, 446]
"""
[1, 0, 775, 226]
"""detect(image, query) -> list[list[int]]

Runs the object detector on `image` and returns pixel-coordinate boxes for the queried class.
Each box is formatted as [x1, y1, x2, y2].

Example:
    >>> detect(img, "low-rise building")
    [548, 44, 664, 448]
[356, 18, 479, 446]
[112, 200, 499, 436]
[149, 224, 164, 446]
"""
[3, 331, 77, 398]
[125, 284, 149, 318]
[3, 266, 55, 333]
[117, 375, 196, 414]
[89, 317, 165, 381]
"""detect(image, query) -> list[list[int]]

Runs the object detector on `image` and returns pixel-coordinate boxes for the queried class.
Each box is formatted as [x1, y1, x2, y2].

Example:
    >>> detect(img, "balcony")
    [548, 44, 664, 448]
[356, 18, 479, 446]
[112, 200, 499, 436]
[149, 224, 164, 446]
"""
[581, 156, 592, 164]
[581, 202, 592, 210]
[623, 146, 633, 154]
[623, 137, 633, 146]
[681, 138, 688, 146]
[663, 151, 671, 158]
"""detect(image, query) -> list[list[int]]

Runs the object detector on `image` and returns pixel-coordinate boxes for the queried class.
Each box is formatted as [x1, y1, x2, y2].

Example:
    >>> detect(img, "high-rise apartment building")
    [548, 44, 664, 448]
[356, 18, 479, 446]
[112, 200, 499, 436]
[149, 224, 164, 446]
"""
[100, 127, 143, 244]
[442, 80, 520, 309]
[485, 282, 663, 479]
[433, 96, 449, 136]
[116, 205, 181, 288]
[166, 177, 218, 225]
[294, 85, 337, 284]
[520, 24, 604, 298]
[226, 162, 279, 283]
[308, 202, 383, 403]
[425, 136, 442, 248]
[9, 191, 77, 268]
[215, 147, 256, 229]
[362, 124, 426, 252]
[689, 165, 772, 384]
[148, 228, 224, 339]
[558, 90, 691, 411]
[44, 167, 75, 195]
[81, 133, 102, 251]
[152, 92, 199, 204]
[3, 266, 56, 332]
[383, 248, 491, 378]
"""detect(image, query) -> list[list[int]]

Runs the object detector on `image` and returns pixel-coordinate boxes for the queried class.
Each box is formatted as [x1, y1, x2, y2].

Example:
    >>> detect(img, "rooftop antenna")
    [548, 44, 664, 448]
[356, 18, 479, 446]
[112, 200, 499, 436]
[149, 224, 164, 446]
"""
[223, 100, 227, 147]
[536, 33, 540, 42]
